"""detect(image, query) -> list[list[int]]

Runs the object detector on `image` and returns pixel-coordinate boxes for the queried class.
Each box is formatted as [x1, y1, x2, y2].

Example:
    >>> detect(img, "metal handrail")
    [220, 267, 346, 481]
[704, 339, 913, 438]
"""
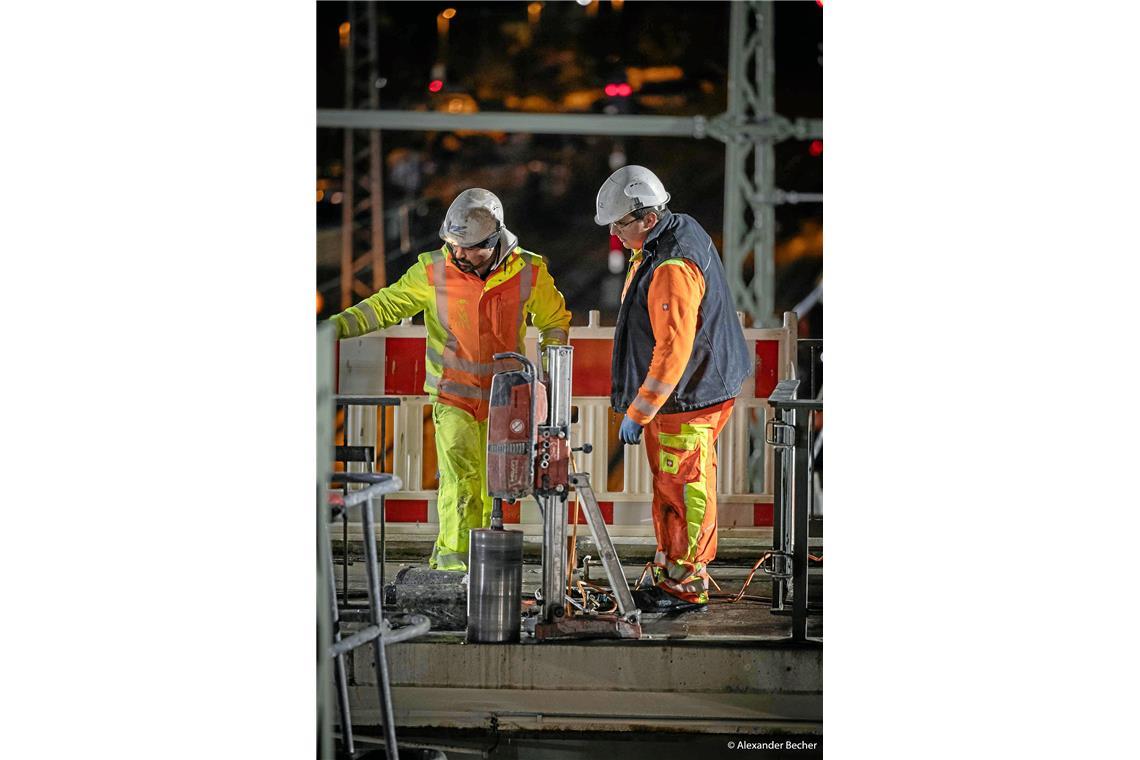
[331, 472, 403, 508]
[335, 395, 402, 407]
[769, 378, 822, 410]
[332, 397, 400, 605]
[325, 398, 423, 760]
[323, 468, 428, 760]
[767, 378, 822, 643]
[328, 613, 431, 658]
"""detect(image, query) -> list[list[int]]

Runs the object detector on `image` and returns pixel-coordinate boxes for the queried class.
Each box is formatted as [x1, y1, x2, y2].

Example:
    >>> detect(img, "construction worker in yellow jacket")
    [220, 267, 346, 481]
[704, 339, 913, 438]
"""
[330, 188, 571, 571]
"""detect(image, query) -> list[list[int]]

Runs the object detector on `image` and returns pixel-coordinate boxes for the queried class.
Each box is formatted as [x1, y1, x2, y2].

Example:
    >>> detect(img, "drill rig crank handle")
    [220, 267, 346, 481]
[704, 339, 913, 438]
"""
[492, 352, 535, 376]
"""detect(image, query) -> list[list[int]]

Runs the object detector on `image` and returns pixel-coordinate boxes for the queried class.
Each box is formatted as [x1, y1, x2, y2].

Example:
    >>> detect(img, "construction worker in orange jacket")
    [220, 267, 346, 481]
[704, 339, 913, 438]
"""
[331, 188, 572, 571]
[595, 166, 751, 614]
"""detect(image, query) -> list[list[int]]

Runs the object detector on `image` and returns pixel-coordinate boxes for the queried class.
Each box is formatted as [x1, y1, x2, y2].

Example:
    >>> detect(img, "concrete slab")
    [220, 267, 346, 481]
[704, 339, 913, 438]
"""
[333, 558, 823, 735]
[347, 636, 822, 733]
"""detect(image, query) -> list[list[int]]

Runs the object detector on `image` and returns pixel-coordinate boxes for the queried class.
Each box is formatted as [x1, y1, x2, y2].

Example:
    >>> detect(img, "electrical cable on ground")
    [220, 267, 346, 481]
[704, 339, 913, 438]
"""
[566, 450, 581, 616]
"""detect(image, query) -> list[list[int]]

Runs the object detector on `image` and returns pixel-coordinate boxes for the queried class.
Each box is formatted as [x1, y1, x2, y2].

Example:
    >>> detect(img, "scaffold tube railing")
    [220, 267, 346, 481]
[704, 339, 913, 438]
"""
[766, 378, 821, 643]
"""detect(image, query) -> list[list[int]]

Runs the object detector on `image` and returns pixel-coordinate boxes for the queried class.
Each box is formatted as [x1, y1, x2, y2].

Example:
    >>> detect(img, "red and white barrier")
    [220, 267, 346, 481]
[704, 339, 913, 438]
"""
[337, 310, 798, 537]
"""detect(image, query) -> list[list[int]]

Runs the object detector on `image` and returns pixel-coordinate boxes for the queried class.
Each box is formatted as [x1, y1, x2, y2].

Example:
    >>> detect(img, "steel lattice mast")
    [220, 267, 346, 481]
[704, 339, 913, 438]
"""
[339, 3, 386, 310]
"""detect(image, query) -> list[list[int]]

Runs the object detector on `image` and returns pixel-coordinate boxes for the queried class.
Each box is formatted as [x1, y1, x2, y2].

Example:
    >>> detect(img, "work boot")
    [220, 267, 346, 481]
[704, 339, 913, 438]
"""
[631, 586, 708, 615]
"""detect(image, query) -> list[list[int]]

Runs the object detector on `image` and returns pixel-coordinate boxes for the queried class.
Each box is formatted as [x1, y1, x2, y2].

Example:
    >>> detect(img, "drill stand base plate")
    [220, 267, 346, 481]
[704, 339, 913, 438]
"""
[534, 615, 642, 642]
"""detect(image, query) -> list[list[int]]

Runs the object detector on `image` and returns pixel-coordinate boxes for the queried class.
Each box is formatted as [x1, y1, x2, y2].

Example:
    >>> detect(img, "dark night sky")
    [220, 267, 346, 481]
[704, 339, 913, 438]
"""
[317, 2, 821, 114]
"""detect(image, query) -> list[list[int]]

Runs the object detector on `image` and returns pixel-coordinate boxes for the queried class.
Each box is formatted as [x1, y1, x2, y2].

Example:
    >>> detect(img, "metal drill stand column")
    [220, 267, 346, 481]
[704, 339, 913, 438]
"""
[537, 345, 573, 625]
[533, 345, 641, 641]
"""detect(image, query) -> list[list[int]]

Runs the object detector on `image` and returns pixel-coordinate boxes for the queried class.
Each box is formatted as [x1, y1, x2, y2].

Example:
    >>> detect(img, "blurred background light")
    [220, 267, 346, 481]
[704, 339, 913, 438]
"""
[316, 1, 822, 327]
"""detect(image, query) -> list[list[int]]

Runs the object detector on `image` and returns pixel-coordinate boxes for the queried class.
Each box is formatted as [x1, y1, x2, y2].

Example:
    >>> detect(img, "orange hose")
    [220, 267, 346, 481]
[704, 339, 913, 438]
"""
[730, 552, 774, 603]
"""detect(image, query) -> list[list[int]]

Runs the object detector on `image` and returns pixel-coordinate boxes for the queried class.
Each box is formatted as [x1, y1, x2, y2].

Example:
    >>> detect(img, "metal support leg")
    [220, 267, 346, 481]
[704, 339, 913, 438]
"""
[766, 379, 819, 639]
[318, 324, 336, 760]
[568, 472, 638, 622]
[379, 495, 386, 594]
[323, 526, 355, 757]
[342, 512, 349, 609]
[767, 407, 795, 611]
[792, 409, 810, 643]
[379, 408, 387, 593]
[771, 409, 788, 611]
[360, 494, 399, 760]
[339, 403, 350, 610]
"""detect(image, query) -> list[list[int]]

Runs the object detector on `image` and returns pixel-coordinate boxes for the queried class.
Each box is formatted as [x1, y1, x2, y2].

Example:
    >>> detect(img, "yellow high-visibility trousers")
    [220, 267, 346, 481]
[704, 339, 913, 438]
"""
[429, 402, 493, 571]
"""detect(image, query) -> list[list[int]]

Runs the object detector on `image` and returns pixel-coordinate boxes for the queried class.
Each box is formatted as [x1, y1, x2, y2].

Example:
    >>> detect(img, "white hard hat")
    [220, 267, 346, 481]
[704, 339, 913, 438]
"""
[594, 165, 671, 226]
[439, 188, 504, 247]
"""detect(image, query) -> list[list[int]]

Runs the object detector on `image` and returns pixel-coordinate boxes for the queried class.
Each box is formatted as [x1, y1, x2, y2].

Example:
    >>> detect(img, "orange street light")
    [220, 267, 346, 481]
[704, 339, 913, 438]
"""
[437, 10, 455, 66]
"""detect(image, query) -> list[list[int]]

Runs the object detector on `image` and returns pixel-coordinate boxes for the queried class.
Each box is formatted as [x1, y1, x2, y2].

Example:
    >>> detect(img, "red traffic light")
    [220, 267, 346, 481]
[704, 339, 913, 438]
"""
[809, 140, 823, 156]
[605, 82, 632, 97]
[428, 79, 443, 93]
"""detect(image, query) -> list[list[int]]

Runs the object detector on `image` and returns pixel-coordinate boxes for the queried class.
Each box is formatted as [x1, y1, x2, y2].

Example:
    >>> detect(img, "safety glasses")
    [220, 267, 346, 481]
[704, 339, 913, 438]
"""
[609, 214, 641, 232]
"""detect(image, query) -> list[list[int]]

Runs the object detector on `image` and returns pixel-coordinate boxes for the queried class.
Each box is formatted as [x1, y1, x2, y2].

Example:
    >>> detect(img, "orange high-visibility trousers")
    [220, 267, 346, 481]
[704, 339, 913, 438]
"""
[643, 399, 735, 603]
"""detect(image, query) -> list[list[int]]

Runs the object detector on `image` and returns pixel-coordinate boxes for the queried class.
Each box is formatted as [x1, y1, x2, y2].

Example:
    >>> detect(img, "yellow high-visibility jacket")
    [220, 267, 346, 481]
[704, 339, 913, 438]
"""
[332, 244, 571, 421]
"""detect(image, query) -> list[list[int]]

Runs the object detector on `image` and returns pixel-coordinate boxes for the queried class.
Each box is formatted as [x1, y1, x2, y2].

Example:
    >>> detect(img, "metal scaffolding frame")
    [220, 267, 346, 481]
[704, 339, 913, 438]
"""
[339, 3, 386, 309]
[320, 1, 820, 325]
[724, 1, 774, 324]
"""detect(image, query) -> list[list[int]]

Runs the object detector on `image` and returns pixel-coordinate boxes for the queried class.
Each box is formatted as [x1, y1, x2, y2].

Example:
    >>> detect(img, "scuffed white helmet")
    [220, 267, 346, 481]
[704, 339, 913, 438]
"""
[594, 165, 671, 226]
[439, 188, 504, 247]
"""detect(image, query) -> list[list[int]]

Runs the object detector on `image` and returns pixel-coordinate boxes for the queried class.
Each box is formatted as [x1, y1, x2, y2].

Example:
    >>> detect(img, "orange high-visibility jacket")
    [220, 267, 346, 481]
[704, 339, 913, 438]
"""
[332, 244, 571, 420]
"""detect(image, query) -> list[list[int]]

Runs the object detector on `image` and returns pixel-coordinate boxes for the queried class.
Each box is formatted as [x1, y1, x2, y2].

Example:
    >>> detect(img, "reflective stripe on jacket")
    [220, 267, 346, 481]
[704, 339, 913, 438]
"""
[620, 257, 706, 425]
[332, 245, 571, 420]
[611, 211, 750, 416]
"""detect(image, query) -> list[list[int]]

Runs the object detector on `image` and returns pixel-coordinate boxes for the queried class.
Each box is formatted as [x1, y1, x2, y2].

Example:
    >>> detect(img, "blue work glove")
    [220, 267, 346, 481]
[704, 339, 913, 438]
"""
[619, 414, 644, 445]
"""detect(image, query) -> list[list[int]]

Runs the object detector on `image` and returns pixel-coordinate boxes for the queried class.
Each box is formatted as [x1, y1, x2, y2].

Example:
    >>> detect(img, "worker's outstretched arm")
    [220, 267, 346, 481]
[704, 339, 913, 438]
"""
[330, 261, 432, 339]
[625, 259, 706, 426]
[528, 258, 572, 351]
